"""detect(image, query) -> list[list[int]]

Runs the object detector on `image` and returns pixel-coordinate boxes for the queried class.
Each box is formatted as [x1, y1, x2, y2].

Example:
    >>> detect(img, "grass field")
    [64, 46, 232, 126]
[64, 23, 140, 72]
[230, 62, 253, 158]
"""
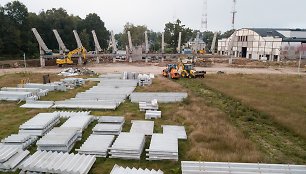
[0, 72, 305, 174]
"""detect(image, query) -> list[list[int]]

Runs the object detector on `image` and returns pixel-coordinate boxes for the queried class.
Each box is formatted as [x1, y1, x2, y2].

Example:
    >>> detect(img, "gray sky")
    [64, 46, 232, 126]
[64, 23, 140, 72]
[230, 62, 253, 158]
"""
[1, 0, 305, 33]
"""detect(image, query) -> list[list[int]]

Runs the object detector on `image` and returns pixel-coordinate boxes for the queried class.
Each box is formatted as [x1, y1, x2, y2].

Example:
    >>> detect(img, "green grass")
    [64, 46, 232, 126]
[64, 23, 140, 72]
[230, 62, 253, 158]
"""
[177, 78, 306, 164]
[3, 73, 306, 174]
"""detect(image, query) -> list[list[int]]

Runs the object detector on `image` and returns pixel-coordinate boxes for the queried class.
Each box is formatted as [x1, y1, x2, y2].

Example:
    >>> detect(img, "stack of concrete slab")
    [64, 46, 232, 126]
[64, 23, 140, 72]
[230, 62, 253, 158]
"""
[60, 116, 93, 138]
[145, 111, 162, 119]
[61, 78, 85, 86]
[181, 161, 306, 174]
[92, 124, 123, 135]
[53, 100, 119, 110]
[0, 91, 33, 101]
[109, 132, 146, 159]
[53, 79, 137, 110]
[130, 92, 188, 103]
[19, 113, 60, 136]
[162, 125, 187, 140]
[139, 99, 158, 111]
[53, 111, 91, 118]
[23, 83, 63, 91]
[138, 74, 152, 86]
[19, 151, 96, 174]
[36, 127, 79, 152]
[20, 100, 54, 109]
[0, 145, 30, 172]
[146, 134, 178, 161]
[76, 134, 115, 157]
[98, 116, 125, 125]
[1, 87, 48, 97]
[110, 164, 164, 174]
[100, 73, 123, 79]
[1, 134, 37, 150]
[130, 120, 154, 136]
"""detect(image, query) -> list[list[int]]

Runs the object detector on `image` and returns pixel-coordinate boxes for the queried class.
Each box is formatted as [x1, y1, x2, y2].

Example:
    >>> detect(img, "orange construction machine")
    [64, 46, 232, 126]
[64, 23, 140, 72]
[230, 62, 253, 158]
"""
[162, 64, 180, 79]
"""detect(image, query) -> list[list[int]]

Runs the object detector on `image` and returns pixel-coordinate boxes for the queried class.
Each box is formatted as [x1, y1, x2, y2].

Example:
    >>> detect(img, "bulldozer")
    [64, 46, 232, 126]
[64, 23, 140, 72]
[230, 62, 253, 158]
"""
[56, 46, 87, 67]
[162, 64, 180, 79]
[179, 63, 206, 78]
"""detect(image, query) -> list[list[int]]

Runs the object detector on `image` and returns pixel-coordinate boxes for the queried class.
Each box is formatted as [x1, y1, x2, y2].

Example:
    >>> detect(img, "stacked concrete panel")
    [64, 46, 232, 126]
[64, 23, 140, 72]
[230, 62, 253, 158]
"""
[36, 127, 79, 152]
[98, 116, 125, 125]
[181, 161, 306, 174]
[130, 92, 188, 103]
[139, 99, 158, 111]
[53, 100, 119, 110]
[19, 113, 60, 136]
[1, 134, 37, 150]
[162, 125, 187, 140]
[146, 134, 178, 161]
[130, 120, 154, 136]
[1, 87, 48, 97]
[77, 134, 115, 157]
[53, 111, 91, 118]
[109, 132, 146, 160]
[20, 100, 54, 109]
[19, 151, 96, 174]
[138, 74, 152, 86]
[110, 164, 164, 174]
[0, 145, 30, 172]
[60, 116, 93, 138]
[92, 124, 123, 135]
[145, 111, 162, 119]
[0, 91, 33, 101]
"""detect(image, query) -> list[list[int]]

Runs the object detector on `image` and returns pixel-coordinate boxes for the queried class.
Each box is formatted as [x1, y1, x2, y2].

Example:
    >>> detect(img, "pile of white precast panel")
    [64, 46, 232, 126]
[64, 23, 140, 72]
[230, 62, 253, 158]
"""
[0, 145, 30, 172]
[53, 111, 91, 118]
[162, 125, 187, 140]
[130, 120, 154, 136]
[146, 134, 178, 161]
[110, 164, 164, 174]
[36, 127, 79, 152]
[19, 151, 96, 174]
[60, 115, 93, 138]
[77, 134, 115, 157]
[181, 161, 306, 174]
[98, 116, 125, 125]
[109, 132, 146, 160]
[139, 99, 158, 111]
[20, 100, 54, 109]
[18, 113, 60, 136]
[145, 110, 162, 119]
[1, 134, 37, 150]
[130, 92, 188, 103]
[0, 91, 33, 101]
[92, 124, 123, 135]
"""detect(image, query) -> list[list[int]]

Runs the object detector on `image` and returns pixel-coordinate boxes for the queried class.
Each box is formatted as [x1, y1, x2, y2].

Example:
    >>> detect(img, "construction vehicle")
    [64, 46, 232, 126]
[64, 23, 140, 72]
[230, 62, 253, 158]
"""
[162, 64, 180, 79]
[179, 63, 206, 78]
[56, 47, 87, 66]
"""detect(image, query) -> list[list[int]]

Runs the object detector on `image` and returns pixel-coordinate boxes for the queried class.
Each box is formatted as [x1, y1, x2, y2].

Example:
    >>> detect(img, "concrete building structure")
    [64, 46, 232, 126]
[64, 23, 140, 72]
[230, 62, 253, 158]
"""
[218, 28, 306, 61]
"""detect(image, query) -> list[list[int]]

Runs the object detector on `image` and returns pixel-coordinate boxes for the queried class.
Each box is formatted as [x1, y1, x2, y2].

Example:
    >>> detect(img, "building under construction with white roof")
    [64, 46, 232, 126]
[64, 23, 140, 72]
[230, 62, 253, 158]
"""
[218, 28, 306, 61]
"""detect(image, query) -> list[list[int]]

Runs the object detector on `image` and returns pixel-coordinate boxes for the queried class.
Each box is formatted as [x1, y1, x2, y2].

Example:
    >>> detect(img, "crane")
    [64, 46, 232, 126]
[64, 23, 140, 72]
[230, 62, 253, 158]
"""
[53, 29, 69, 54]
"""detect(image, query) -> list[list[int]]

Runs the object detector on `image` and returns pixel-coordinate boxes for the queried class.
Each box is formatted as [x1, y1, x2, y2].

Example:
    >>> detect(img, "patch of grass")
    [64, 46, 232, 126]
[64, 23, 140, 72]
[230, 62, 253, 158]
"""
[178, 78, 306, 164]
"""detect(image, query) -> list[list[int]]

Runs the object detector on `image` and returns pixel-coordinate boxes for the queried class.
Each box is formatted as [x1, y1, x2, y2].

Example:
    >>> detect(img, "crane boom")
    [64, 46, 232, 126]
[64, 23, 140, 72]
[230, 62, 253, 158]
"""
[31, 28, 52, 53]
[73, 30, 83, 48]
[91, 30, 102, 52]
[53, 29, 69, 53]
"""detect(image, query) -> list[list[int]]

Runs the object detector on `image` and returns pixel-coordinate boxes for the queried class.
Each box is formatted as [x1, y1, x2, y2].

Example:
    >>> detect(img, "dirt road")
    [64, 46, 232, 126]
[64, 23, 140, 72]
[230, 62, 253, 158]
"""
[0, 63, 305, 76]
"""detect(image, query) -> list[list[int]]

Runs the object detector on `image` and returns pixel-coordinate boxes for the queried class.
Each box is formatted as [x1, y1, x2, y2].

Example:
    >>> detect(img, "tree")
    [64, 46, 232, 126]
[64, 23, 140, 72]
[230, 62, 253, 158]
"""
[120, 23, 148, 49]
[164, 19, 193, 53]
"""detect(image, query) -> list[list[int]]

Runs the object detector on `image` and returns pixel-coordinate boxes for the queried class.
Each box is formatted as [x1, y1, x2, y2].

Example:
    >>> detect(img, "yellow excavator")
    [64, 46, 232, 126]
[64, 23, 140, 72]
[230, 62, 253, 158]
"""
[56, 47, 87, 67]
[178, 63, 206, 78]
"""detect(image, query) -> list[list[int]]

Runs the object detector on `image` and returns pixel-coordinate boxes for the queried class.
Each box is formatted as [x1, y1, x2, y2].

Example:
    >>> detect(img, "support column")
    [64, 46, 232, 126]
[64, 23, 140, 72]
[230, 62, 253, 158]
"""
[78, 57, 82, 65]
[39, 48, 45, 67]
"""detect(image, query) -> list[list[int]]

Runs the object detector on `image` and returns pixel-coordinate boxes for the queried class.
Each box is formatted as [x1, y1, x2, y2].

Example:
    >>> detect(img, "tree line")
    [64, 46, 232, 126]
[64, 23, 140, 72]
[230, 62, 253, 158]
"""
[0, 1, 234, 59]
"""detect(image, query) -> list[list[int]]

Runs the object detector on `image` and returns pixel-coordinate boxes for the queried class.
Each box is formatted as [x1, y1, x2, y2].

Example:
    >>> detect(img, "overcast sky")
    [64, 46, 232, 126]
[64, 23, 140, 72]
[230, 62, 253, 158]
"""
[1, 0, 305, 34]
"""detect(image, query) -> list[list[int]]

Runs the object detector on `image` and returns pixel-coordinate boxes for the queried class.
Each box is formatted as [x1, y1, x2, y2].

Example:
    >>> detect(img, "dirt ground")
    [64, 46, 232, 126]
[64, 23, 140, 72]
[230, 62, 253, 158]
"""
[0, 62, 305, 76]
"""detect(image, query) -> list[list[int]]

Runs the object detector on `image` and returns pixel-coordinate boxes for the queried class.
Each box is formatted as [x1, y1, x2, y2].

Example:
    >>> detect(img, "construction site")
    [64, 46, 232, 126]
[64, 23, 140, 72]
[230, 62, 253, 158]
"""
[0, 0, 306, 174]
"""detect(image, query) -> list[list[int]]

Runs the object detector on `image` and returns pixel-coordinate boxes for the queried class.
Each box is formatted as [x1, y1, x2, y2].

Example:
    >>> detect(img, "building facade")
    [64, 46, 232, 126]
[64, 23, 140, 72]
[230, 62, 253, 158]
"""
[218, 28, 306, 61]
